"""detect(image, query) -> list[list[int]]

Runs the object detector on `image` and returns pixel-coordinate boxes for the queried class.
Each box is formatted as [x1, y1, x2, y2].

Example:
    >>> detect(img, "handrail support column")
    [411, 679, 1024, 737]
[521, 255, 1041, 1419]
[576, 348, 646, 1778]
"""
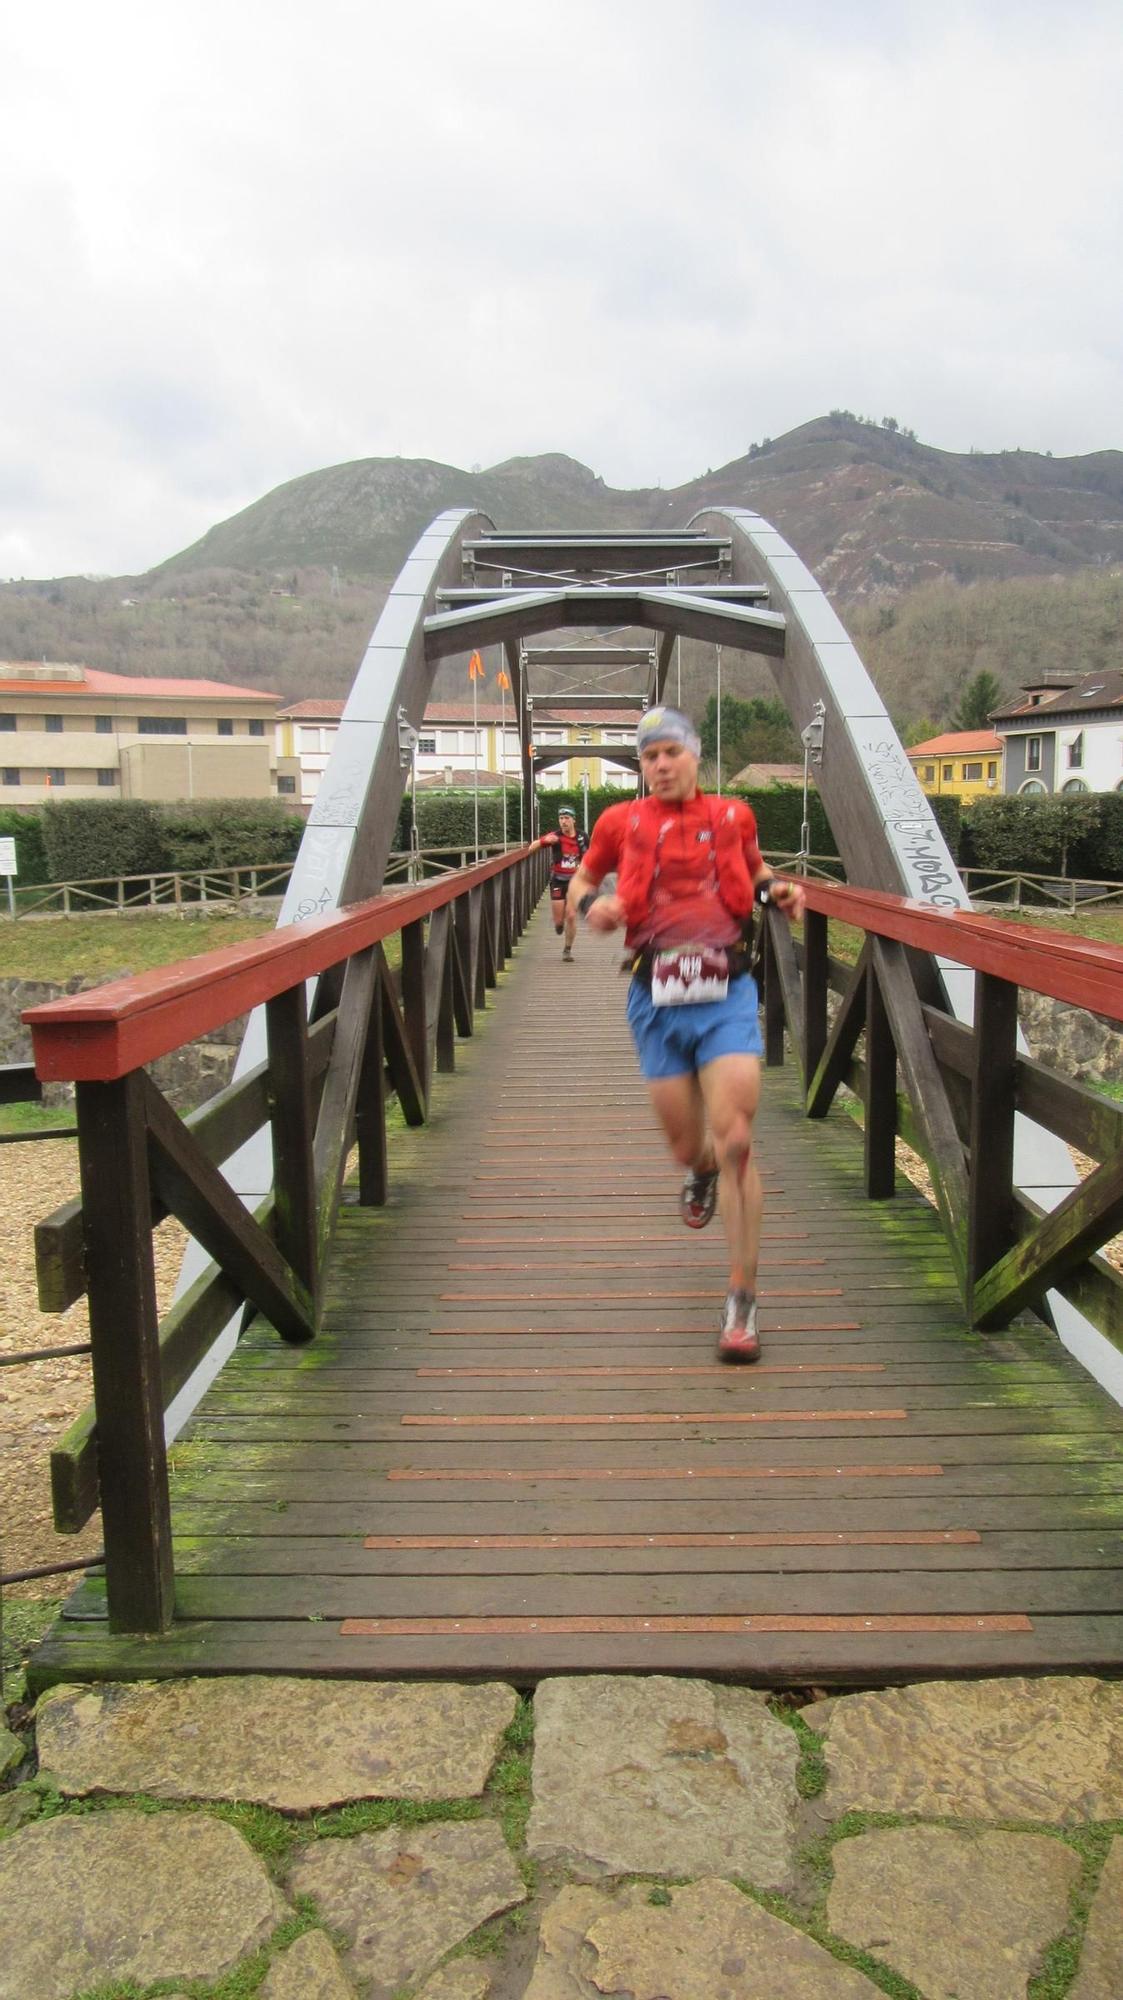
[75, 1072, 174, 1633]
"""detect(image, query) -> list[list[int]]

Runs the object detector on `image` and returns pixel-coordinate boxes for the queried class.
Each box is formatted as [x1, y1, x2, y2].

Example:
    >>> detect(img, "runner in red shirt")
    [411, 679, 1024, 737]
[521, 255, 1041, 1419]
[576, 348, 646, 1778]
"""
[565, 706, 804, 1360]
[540, 807, 588, 962]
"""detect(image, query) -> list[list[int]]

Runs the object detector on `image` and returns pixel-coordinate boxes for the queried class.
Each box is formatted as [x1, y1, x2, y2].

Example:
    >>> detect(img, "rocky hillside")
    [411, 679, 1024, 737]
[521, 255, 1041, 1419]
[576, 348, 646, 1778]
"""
[151, 415, 1123, 599]
[1, 417, 1120, 714]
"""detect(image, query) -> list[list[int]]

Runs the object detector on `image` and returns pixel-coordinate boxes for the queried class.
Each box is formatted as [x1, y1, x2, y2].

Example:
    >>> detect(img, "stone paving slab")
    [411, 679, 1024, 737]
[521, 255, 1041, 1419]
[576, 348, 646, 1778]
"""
[812, 1675, 1123, 1822]
[1069, 1836, 1123, 2000]
[35, 1674, 517, 1809]
[287, 1817, 527, 1997]
[524, 1880, 883, 1999]
[827, 1823, 1080, 2000]
[0, 1807, 283, 2000]
[527, 1674, 800, 1887]
[260, 1927, 358, 1999]
[5, 1668, 1123, 1998]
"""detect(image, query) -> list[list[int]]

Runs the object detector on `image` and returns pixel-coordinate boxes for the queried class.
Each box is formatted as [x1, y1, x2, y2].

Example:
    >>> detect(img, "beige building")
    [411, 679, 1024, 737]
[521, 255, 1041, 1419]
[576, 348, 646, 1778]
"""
[276, 696, 639, 807]
[0, 661, 288, 804]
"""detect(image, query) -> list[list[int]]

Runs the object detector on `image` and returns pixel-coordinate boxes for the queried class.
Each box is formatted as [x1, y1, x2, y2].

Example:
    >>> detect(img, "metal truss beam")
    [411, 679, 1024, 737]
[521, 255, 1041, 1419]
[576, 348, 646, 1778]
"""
[424, 588, 786, 663]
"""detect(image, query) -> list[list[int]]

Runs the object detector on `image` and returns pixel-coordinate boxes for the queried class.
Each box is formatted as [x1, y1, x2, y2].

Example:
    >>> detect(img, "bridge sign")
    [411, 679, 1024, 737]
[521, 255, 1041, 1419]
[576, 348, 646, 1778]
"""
[0, 837, 15, 874]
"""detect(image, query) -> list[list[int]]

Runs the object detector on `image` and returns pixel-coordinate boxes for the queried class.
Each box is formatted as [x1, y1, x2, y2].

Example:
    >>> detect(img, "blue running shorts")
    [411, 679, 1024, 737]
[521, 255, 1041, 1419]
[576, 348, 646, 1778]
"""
[626, 974, 764, 1080]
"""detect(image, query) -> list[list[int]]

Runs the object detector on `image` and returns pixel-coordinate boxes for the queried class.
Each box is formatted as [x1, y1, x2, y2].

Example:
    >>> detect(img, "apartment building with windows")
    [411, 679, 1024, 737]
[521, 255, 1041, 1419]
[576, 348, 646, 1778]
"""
[276, 697, 640, 806]
[907, 730, 1003, 801]
[990, 671, 1123, 795]
[0, 661, 285, 803]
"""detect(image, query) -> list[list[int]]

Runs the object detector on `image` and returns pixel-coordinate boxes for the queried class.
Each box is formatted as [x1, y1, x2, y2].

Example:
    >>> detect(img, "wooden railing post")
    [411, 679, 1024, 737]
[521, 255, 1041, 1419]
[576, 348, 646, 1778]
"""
[864, 958, 897, 1199]
[967, 970, 1019, 1315]
[265, 983, 319, 1323]
[356, 963, 389, 1205]
[803, 908, 829, 1083]
[75, 1072, 174, 1633]
[400, 918, 429, 1103]
[761, 919, 785, 1067]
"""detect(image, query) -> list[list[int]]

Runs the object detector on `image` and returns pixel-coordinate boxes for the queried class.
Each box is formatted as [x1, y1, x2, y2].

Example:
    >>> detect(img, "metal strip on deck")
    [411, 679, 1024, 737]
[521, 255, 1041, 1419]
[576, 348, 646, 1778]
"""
[34, 906, 1123, 1688]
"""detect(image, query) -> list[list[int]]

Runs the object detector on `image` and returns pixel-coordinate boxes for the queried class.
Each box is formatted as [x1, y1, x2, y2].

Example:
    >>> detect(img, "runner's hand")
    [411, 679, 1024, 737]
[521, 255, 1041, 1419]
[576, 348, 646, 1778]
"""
[770, 879, 805, 921]
[586, 894, 625, 933]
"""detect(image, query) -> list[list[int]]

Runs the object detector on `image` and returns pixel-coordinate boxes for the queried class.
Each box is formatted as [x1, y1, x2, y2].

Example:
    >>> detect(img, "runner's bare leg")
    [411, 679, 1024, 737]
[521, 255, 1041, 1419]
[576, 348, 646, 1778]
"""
[647, 1072, 716, 1177]
[700, 1055, 763, 1292]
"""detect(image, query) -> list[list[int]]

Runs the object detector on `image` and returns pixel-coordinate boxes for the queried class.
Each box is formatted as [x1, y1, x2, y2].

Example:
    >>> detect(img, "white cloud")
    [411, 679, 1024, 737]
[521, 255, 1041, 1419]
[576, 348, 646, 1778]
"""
[1, 0, 1120, 575]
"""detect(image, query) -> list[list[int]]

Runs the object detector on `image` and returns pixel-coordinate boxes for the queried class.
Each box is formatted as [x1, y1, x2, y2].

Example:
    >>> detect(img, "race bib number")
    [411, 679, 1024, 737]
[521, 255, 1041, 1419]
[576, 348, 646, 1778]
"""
[650, 946, 730, 1007]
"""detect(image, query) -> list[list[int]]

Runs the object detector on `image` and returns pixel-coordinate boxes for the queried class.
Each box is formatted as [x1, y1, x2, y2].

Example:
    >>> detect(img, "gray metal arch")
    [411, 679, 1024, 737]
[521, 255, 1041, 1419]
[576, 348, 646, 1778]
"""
[165, 507, 495, 1436]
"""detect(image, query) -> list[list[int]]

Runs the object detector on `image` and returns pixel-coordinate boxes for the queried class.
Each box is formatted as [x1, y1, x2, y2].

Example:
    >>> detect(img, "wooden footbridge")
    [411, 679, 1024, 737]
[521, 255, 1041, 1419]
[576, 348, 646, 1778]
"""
[20, 513, 1123, 1690]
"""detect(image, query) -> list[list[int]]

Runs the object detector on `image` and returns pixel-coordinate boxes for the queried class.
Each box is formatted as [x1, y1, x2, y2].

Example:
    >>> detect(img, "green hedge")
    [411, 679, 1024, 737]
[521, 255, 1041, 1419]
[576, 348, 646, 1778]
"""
[396, 784, 968, 869]
[0, 808, 50, 887]
[37, 798, 305, 887]
[960, 793, 1123, 879]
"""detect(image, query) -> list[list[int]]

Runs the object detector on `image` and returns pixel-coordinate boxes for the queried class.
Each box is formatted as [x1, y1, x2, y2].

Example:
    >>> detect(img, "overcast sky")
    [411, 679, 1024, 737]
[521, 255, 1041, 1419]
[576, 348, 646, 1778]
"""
[2, 0, 1120, 579]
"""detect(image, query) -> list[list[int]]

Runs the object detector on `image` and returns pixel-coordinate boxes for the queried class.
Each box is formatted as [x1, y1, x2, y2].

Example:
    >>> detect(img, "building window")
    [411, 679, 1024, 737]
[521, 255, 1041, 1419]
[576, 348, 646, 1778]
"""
[1067, 732, 1083, 769]
[964, 762, 982, 781]
[1061, 778, 1087, 793]
[248, 718, 265, 737]
[217, 718, 234, 737]
[47, 768, 66, 786]
[1020, 778, 1046, 795]
[942, 764, 953, 781]
[417, 736, 437, 755]
[1026, 736, 1042, 771]
[97, 769, 116, 787]
[0, 714, 14, 732]
[2, 768, 18, 786]
[277, 775, 297, 795]
[437, 730, 459, 754]
[987, 762, 997, 781]
[45, 714, 63, 733]
[921, 764, 935, 783]
[138, 716, 187, 735]
[95, 715, 112, 734]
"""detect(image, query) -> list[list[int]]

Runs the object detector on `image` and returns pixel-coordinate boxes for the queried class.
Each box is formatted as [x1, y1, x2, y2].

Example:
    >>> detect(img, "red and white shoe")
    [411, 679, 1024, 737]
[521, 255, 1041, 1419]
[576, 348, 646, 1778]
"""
[717, 1289, 760, 1364]
[680, 1164, 719, 1229]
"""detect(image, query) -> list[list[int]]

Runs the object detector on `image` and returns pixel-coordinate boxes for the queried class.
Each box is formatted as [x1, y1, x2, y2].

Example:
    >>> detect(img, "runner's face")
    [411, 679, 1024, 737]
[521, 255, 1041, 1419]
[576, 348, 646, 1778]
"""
[639, 739, 699, 801]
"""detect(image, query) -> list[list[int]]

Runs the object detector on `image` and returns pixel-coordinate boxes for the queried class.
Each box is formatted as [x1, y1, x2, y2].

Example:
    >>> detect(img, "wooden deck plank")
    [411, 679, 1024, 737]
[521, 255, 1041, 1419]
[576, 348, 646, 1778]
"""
[33, 904, 1123, 1691]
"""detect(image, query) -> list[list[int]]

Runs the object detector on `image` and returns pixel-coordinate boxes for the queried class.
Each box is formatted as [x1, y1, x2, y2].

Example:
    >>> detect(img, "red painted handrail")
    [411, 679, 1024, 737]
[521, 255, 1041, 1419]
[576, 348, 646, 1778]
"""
[24, 847, 538, 1083]
[801, 880, 1123, 1023]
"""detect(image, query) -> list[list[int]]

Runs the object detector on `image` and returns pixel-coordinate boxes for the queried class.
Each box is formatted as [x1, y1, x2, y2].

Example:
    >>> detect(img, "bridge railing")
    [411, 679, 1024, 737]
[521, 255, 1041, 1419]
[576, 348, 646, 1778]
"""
[757, 880, 1123, 1346]
[22, 842, 549, 1633]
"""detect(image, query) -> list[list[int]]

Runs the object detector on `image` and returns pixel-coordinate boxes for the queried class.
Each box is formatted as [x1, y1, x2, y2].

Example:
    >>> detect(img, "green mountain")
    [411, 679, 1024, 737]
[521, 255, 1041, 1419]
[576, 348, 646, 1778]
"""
[2, 417, 1121, 717]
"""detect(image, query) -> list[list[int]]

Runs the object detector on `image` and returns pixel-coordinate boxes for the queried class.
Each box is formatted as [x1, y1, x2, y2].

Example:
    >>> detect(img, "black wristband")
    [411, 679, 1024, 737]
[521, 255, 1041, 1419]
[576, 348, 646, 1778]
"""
[577, 891, 597, 916]
[754, 881, 773, 907]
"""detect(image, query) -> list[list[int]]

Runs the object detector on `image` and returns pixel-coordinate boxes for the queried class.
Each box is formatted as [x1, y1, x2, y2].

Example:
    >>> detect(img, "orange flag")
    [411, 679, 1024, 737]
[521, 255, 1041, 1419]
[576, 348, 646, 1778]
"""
[496, 667, 510, 690]
[468, 651, 485, 681]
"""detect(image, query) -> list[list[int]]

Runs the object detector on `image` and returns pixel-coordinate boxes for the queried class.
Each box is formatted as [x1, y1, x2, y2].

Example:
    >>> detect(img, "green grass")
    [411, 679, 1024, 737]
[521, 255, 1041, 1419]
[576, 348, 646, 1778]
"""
[2, 1598, 62, 1704]
[1, 913, 274, 982]
[0, 1099, 76, 1136]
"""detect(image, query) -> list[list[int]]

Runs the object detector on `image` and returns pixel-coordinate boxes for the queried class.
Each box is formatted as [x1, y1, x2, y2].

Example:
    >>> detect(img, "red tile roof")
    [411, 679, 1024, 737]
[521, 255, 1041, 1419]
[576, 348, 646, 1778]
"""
[277, 699, 346, 719]
[415, 768, 507, 788]
[0, 662, 275, 701]
[908, 731, 1002, 756]
[991, 670, 1123, 720]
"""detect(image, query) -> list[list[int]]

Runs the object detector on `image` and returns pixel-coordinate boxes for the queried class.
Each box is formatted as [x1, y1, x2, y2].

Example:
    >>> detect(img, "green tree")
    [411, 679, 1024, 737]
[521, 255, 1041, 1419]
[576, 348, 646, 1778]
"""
[951, 670, 1004, 731]
[900, 715, 940, 747]
[699, 695, 800, 780]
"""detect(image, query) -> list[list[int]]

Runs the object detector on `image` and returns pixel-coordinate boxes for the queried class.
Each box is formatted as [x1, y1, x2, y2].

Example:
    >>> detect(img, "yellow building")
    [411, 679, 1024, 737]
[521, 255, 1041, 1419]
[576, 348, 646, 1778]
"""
[0, 661, 286, 805]
[907, 730, 1003, 801]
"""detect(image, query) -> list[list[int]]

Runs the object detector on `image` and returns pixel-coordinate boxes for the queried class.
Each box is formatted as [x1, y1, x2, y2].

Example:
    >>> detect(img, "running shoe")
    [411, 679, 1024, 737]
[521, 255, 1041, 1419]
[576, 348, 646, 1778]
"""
[562, 943, 574, 962]
[717, 1289, 760, 1363]
[680, 1163, 719, 1229]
